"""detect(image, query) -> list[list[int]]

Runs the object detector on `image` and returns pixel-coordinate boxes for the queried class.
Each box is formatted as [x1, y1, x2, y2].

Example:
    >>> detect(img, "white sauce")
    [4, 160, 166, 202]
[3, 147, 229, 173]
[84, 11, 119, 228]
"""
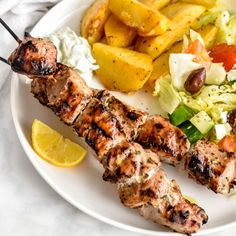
[49, 27, 99, 83]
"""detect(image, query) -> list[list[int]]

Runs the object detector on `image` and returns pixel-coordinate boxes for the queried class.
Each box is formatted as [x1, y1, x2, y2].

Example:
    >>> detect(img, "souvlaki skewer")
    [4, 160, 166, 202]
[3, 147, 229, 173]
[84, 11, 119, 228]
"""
[0, 18, 235, 234]
[24, 62, 210, 235]
[0, 21, 207, 234]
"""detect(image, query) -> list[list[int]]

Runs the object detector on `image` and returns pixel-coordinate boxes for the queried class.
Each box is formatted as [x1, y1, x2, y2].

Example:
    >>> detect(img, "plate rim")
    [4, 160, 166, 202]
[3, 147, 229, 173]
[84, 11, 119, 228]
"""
[10, 0, 236, 235]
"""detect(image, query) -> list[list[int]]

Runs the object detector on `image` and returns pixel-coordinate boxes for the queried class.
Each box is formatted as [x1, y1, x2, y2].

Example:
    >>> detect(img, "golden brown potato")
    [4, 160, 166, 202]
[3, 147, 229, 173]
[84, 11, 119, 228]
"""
[139, 0, 171, 10]
[196, 24, 218, 50]
[80, 0, 110, 44]
[135, 3, 205, 59]
[108, 0, 170, 36]
[126, 45, 135, 50]
[104, 14, 136, 47]
[181, 0, 216, 8]
[93, 43, 153, 92]
[138, 16, 171, 36]
[99, 36, 108, 44]
[148, 24, 218, 87]
[148, 42, 182, 87]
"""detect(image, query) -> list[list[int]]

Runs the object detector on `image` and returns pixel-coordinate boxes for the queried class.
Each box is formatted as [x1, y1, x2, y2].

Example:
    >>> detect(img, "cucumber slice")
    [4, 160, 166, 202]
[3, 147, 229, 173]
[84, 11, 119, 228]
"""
[170, 104, 195, 126]
[190, 111, 214, 134]
[179, 121, 204, 144]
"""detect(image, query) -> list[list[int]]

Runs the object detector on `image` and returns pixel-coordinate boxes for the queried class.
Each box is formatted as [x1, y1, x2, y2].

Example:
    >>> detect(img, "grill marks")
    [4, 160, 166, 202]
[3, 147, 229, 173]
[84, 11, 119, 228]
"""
[31, 77, 49, 105]
[136, 116, 190, 166]
[8, 36, 57, 76]
[139, 179, 208, 234]
[31, 64, 93, 124]
[74, 98, 126, 159]
[185, 140, 236, 194]
[95, 90, 148, 140]
[102, 141, 160, 187]
[99, 140, 208, 234]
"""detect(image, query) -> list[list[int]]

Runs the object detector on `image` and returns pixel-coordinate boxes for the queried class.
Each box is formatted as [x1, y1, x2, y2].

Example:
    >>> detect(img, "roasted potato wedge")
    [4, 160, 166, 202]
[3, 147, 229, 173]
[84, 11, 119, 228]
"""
[148, 24, 218, 87]
[138, 16, 171, 36]
[196, 24, 218, 50]
[181, 0, 216, 8]
[93, 43, 153, 92]
[80, 0, 110, 44]
[108, 0, 170, 36]
[139, 0, 171, 10]
[135, 3, 205, 59]
[99, 36, 108, 44]
[148, 42, 182, 87]
[105, 14, 136, 47]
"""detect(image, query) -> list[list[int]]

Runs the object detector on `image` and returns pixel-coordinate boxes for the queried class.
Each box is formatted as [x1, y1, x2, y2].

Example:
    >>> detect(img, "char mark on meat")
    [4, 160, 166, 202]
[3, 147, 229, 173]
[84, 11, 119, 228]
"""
[136, 115, 190, 166]
[95, 90, 148, 140]
[8, 36, 57, 76]
[31, 63, 93, 124]
[185, 140, 236, 194]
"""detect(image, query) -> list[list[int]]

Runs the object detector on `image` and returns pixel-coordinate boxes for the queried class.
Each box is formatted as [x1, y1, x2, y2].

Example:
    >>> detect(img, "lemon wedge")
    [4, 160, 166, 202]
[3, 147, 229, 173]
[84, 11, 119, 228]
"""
[32, 119, 87, 167]
[184, 195, 198, 205]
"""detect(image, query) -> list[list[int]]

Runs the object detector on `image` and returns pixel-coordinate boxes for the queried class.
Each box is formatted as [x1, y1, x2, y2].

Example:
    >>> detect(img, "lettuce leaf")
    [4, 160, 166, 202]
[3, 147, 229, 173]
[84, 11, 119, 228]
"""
[154, 75, 181, 114]
[179, 83, 236, 122]
[215, 11, 236, 44]
[192, 6, 236, 45]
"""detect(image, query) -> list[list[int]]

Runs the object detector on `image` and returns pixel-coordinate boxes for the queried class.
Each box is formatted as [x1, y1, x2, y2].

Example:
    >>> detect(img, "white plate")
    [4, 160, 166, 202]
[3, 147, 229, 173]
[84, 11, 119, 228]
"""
[10, 0, 236, 235]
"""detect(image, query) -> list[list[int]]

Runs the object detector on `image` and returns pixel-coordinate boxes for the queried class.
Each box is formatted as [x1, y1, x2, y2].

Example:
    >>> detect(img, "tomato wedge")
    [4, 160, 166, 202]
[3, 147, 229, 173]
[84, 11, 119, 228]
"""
[186, 39, 211, 63]
[209, 44, 236, 71]
[218, 134, 236, 153]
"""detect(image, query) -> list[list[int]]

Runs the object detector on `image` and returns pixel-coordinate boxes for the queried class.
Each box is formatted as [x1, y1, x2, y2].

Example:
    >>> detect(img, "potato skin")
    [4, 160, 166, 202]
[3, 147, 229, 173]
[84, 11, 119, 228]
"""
[108, 0, 170, 36]
[195, 24, 218, 50]
[80, 0, 111, 44]
[138, 16, 170, 36]
[181, 0, 216, 8]
[105, 14, 136, 47]
[135, 3, 205, 59]
[93, 43, 153, 92]
[139, 0, 171, 10]
[148, 42, 182, 87]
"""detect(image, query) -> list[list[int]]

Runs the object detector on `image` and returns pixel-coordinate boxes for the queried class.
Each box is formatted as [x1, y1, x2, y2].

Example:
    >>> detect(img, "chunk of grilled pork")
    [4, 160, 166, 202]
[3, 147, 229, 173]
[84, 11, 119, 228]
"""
[185, 140, 236, 194]
[74, 97, 126, 159]
[95, 90, 148, 140]
[8, 36, 57, 76]
[31, 63, 93, 124]
[136, 116, 191, 166]
[102, 141, 208, 234]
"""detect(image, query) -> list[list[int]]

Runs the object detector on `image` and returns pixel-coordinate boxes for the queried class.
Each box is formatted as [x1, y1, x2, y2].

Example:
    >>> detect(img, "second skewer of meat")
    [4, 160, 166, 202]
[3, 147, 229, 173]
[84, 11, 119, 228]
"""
[30, 63, 208, 234]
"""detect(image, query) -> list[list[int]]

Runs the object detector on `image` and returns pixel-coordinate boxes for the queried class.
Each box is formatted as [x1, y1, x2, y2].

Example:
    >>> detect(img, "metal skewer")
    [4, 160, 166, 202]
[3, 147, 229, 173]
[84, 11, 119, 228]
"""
[0, 18, 21, 44]
[0, 56, 9, 65]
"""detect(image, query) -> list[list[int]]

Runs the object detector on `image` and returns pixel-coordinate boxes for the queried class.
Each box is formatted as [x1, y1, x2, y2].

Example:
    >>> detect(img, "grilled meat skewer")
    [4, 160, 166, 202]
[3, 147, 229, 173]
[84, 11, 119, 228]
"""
[5, 34, 236, 232]
[8, 36, 236, 195]
[9, 36, 190, 165]
[29, 64, 208, 234]
[32, 63, 93, 124]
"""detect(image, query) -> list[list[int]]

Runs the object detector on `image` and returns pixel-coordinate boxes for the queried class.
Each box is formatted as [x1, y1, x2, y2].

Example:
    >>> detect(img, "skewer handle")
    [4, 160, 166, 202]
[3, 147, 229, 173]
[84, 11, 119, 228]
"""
[0, 18, 21, 44]
[0, 57, 9, 65]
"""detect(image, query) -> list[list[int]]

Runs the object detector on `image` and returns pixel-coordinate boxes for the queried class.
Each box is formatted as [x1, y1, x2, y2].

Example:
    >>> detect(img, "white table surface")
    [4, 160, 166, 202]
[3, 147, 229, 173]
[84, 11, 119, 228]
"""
[0, 77, 235, 236]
